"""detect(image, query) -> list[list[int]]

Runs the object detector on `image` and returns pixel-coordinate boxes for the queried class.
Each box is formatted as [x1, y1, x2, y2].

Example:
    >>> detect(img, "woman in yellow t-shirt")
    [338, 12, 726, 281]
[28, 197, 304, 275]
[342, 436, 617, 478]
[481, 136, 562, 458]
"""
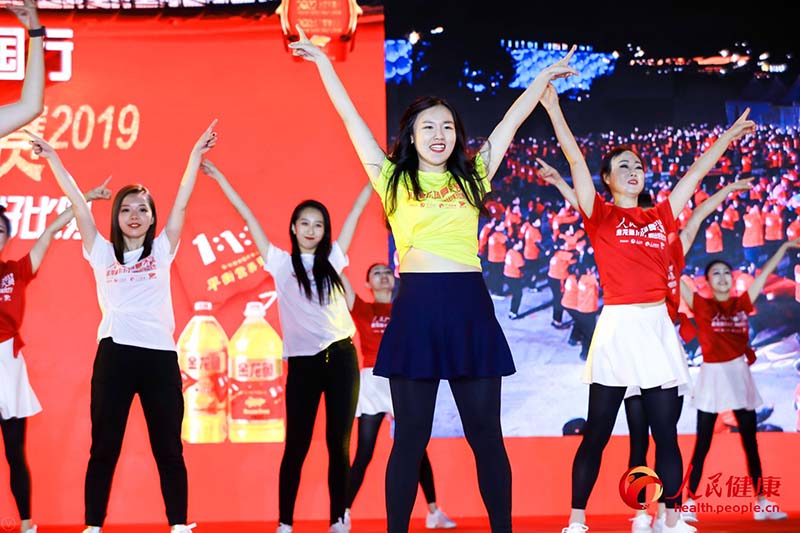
[290, 26, 576, 533]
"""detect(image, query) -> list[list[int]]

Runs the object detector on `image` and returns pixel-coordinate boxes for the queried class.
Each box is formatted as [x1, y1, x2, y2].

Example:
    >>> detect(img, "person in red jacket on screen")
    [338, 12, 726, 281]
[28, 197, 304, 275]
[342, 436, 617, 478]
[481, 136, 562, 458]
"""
[680, 238, 800, 523]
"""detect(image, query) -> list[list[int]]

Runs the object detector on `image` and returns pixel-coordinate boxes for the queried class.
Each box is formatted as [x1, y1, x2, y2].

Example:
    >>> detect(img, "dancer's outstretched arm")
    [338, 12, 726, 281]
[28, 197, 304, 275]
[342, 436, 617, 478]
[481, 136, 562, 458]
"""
[747, 238, 800, 302]
[337, 183, 373, 255]
[679, 178, 753, 253]
[536, 157, 579, 208]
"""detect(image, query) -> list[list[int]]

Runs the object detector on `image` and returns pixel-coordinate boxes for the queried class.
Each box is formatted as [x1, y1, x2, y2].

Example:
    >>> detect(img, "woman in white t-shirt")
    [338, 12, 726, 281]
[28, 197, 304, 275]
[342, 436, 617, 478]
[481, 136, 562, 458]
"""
[201, 159, 372, 533]
[26, 121, 218, 533]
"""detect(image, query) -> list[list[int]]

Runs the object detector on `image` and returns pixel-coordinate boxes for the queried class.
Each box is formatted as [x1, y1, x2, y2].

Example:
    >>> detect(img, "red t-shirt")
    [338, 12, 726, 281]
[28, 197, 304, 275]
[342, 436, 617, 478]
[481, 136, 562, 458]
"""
[577, 273, 599, 313]
[503, 249, 525, 278]
[581, 194, 677, 305]
[666, 232, 685, 321]
[561, 274, 579, 309]
[722, 206, 740, 230]
[548, 249, 574, 280]
[0, 255, 36, 357]
[764, 212, 783, 241]
[693, 293, 755, 364]
[488, 233, 508, 263]
[351, 295, 391, 368]
[523, 226, 542, 260]
[705, 222, 723, 254]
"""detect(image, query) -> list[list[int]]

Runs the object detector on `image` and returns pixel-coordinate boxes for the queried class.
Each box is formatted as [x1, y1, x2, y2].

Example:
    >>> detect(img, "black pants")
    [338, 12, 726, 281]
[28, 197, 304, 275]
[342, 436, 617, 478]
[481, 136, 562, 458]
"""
[548, 277, 564, 323]
[505, 277, 523, 314]
[1, 417, 31, 520]
[572, 310, 597, 360]
[85, 338, 187, 526]
[572, 384, 683, 509]
[625, 394, 684, 504]
[486, 262, 505, 294]
[386, 377, 511, 533]
[347, 412, 436, 508]
[278, 338, 359, 525]
[689, 409, 762, 497]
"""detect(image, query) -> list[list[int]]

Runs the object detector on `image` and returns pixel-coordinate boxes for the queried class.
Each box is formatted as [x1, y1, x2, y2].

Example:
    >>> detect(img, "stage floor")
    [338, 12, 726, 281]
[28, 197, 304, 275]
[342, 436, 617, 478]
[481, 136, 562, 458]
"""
[39, 515, 798, 532]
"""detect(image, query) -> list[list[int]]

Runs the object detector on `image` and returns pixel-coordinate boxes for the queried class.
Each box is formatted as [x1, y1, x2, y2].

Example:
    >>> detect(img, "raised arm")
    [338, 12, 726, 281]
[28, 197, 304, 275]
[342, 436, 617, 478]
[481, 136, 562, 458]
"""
[26, 131, 99, 253]
[680, 178, 753, 253]
[668, 109, 755, 219]
[480, 47, 577, 181]
[289, 26, 385, 181]
[536, 157, 579, 207]
[29, 178, 112, 273]
[337, 183, 372, 255]
[340, 271, 356, 311]
[747, 238, 800, 303]
[164, 120, 218, 252]
[0, 0, 44, 137]
[201, 159, 271, 260]
[540, 84, 595, 217]
[680, 278, 695, 310]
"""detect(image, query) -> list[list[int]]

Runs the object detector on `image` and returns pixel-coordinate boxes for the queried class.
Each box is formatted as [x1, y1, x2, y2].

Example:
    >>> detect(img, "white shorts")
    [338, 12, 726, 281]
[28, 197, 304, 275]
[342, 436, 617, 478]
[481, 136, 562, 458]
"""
[692, 356, 763, 413]
[355, 367, 393, 417]
[582, 303, 691, 391]
[625, 343, 693, 399]
[0, 338, 42, 419]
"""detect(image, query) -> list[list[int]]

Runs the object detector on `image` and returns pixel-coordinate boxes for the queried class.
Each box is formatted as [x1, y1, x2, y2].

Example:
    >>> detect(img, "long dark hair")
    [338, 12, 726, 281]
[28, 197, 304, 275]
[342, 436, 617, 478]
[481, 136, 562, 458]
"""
[0, 205, 10, 235]
[599, 144, 646, 195]
[385, 96, 487, 215]
[289, 200, 344, 305]
[111, 185, 157, 264]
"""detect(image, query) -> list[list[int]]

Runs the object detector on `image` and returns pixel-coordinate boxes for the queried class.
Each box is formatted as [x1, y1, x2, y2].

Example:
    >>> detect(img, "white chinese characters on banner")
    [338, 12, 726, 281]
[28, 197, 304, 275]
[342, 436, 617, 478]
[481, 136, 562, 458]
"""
[0, 194, 91, 240]
[0, 27, 74, 82]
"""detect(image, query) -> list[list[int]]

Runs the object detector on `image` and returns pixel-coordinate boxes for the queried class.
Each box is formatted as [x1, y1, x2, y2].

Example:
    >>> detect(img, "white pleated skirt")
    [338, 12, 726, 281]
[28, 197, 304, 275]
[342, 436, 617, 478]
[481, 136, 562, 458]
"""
[582, 303, 691, 391]
[0, 338, 42, 419]
[692, 356, 763, 413]
[355, 367, 394, 417]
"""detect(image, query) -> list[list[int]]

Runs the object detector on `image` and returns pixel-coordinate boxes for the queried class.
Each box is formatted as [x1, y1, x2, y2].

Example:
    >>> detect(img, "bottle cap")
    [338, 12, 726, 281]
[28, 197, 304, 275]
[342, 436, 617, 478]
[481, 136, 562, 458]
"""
[244, 301, 265, 317]
[194, 301, 213, 312]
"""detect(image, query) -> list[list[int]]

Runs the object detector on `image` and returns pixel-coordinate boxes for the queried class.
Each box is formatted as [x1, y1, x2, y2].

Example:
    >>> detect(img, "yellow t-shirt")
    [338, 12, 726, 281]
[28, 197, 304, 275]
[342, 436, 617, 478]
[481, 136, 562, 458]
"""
[370, 154, 490, 269]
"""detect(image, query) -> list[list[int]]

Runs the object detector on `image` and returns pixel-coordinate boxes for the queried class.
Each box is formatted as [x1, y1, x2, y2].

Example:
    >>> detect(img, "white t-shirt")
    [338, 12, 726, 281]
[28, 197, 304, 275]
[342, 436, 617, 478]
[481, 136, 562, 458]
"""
[265, 242, 355, 358]
[83, 231, 178, 351]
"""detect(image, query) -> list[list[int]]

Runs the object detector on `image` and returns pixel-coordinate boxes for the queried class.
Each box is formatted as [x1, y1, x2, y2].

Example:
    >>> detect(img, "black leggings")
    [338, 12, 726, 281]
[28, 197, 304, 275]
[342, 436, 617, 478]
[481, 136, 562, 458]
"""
[1, 417, 31, 520]
[278, 338, 359, 526]
[85, 339, 188, 527]
[689, 409, 762, 497]
[572, 384, 683, 509]
[347, 412, 436, 508]
[386, 377, 511, 533]
[625, 394, 684, 504]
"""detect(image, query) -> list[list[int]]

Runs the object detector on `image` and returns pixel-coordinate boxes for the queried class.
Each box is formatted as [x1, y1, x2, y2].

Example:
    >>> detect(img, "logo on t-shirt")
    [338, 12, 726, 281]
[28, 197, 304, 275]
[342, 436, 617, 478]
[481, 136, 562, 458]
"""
[370, 314, 390, 333]
[615, 217, 667, 249]
[411, 184, 469, 209]
[0, 272, 14, 301]
[106, 255, 158, 284]
[710, 311, 749, 334]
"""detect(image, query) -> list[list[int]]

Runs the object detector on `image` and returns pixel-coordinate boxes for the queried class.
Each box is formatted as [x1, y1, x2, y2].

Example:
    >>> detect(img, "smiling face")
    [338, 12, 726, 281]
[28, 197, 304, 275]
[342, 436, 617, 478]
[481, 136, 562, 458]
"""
[603, 150, 645, 197]
[411, 105, 457, 172]
[706, 261, 733, 297]
[291, 207, 325, 254]
[117, 192, 154, 241]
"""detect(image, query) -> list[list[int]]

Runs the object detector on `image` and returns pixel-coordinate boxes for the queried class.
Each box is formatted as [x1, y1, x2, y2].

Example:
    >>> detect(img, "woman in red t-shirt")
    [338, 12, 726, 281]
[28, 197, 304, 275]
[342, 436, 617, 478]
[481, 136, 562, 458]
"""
[542, 81, 754, 533]
[680, 239, 800, 522]
[0, 181, 110, 533]
[341, 265, 456, 530]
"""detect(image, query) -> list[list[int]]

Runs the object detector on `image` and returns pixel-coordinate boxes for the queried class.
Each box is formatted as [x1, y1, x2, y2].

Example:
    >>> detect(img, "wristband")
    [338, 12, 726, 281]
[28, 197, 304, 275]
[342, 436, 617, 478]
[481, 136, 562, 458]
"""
[28, 27, 46, 38]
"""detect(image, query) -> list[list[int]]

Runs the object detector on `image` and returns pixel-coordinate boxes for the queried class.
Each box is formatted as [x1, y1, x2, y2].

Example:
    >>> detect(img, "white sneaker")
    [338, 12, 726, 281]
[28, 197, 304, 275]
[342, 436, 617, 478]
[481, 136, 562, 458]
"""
[754, 499, 788, 520]
[82, 528, 101, 533]
[276, 524, 293, 533]
[24, 527, 37, 533]
[329, 519, 348, 533]
[630, 513, 653, 533]
[561, 524, 589, 533]
[343, 509, 351, 530]
[170, 525, 197, 533]
[682, 498, 698, 522]
[652, 515, 665, 533]
[426, 508, 457, 529]
[661, 518, 696, 532]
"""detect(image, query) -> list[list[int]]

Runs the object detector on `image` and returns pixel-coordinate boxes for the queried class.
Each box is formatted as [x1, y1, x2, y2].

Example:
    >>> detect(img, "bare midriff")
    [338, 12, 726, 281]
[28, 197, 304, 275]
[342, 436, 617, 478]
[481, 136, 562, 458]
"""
[399, 247, 480, 273]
